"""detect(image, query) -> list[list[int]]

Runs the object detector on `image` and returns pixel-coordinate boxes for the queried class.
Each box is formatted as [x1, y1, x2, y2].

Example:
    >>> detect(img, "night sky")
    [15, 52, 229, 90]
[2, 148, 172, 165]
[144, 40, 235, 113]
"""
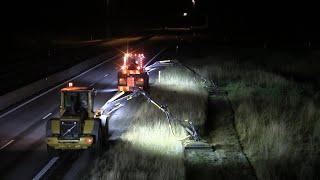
[7, 0, 193, 30]
[4, 0, 320, 42]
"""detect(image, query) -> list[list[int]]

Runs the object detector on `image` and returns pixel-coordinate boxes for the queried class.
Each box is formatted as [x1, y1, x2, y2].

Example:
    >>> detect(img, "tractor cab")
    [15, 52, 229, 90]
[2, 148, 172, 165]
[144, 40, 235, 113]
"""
[60, 83, 95, 119]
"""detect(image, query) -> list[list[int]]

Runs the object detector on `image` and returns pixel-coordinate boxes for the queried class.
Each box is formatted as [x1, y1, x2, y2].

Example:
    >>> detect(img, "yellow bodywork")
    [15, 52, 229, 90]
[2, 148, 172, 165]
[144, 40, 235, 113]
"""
[83, 120, 94, 134]
[46, 136, 93, 149]
[51, 120, 60, 134]
[47, 119, 96, 150]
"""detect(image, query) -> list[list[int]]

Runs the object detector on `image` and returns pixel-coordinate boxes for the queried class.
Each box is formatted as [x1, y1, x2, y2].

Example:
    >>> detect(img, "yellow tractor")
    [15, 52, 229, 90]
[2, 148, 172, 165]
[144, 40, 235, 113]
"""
[46, 83, 107, 156]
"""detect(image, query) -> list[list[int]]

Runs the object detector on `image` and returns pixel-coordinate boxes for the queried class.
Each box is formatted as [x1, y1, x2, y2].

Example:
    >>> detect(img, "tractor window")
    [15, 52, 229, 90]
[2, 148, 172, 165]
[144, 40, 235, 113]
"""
[64, 92, 88, 115]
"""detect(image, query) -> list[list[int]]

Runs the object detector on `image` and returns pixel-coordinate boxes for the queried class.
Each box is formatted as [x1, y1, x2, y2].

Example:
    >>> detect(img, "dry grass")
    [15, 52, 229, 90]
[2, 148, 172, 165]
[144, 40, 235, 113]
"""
[196, 57, 320, 179]
[87, 66, 208, 180]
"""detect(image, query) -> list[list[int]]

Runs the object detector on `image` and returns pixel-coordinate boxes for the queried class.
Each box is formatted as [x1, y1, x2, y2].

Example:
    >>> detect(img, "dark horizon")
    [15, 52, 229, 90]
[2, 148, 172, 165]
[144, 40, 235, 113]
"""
[4, 0, 320, 46]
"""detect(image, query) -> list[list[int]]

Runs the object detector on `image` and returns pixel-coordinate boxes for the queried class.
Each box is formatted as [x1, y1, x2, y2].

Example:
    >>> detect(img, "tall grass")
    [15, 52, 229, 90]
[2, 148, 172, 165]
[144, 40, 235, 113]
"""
[197, 57, 320, 179]
[87, 67, 207, 180]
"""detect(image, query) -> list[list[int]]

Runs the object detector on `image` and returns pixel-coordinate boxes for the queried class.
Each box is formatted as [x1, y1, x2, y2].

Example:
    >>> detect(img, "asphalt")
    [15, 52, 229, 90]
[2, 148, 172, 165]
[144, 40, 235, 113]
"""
[0, 38, 171, 180]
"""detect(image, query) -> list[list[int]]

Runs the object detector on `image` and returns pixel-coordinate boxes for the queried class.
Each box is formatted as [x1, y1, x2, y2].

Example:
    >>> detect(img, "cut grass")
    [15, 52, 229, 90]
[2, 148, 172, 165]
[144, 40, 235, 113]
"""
[195, 57, 320, 179]
[87, 66, 208, 180]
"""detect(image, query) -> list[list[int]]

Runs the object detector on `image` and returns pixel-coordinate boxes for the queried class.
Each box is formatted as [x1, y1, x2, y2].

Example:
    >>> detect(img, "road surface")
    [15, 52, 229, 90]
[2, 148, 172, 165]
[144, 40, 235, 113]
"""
[0, 38, 170, 179]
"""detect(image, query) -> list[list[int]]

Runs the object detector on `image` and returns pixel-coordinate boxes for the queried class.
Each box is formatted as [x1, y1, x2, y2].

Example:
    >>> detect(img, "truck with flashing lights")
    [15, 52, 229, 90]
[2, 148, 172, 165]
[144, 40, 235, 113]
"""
[118, 53, 149, 92]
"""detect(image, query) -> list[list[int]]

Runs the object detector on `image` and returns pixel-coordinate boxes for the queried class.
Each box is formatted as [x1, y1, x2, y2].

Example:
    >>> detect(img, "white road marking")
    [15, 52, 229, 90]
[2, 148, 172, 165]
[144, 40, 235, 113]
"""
[0, 140, 14, 150]
[104, 73, 109, 77]
[0, 55, 119, 119]
[42, 113, 52, 120]
[33, 157, 59, 180]
[0, 46, 163, 120]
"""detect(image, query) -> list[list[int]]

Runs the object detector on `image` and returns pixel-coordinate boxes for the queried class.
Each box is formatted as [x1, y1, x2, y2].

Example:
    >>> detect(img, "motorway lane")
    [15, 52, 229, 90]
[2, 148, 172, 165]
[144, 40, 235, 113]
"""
[0, 54, 118, 179]
[0, 40, 168, 179]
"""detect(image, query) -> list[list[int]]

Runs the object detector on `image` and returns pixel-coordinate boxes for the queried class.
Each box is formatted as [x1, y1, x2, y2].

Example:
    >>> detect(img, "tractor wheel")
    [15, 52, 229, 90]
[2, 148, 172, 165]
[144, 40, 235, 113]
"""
[103, 119, 109, 148]
[47, 145, 59, 157]
[90, 125, 102, 156]
[96, 118, 108, 148]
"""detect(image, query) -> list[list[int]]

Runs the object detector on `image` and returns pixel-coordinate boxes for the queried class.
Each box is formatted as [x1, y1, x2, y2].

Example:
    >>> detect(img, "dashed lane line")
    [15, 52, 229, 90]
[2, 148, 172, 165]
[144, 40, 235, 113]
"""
[0, 140, 14, 150]
[42, 113, 52, 120]
[33, 157, 59, 180]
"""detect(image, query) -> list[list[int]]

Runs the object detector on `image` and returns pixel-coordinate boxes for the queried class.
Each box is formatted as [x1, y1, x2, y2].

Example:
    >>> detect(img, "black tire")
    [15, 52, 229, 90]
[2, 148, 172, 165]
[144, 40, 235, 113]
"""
[104, 119, 109, 146]
[47, 145, 59, 157]
[96, 118, 108, 148]
[104, 119, 109, 149]
[90, 125, 102, 156]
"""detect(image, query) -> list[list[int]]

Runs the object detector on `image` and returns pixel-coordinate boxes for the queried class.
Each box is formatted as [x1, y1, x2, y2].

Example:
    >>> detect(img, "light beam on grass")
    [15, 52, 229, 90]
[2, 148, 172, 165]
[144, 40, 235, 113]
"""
[121, 122, 185, 157]
[88, 66, 208, 180]
[154, 67, 208, 96]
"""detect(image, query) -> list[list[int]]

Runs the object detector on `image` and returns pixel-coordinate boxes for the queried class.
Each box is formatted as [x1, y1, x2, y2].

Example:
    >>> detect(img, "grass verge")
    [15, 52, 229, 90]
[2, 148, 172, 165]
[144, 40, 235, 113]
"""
[87, 66, 207, 180]
[196, 58, 320, 179]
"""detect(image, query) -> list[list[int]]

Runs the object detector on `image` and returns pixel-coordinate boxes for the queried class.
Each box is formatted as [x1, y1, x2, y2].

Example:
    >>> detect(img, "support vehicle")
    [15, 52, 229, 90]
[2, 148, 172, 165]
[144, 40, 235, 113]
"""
[118, 53, 149, 92]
